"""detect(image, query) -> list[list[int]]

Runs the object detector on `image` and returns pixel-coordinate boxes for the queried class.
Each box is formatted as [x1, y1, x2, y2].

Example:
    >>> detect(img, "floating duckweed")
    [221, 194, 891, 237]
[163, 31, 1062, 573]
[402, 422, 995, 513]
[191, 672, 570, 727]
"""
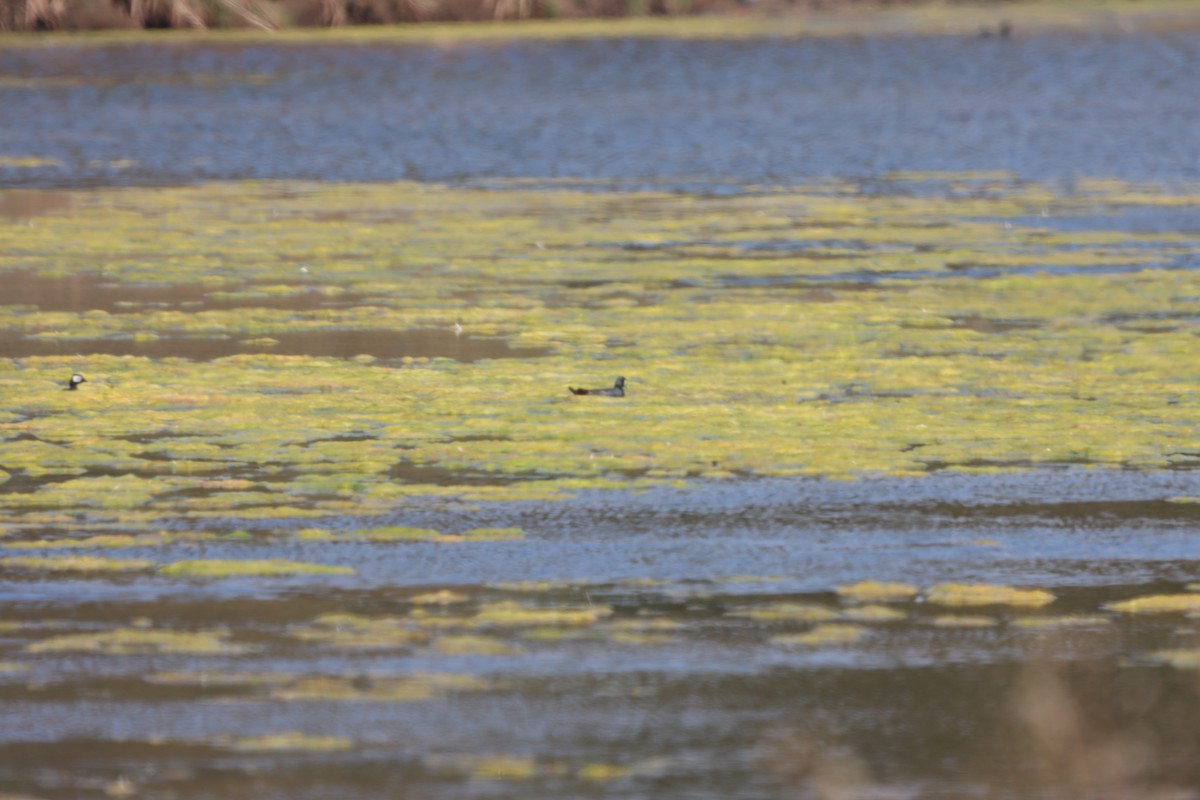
[270, 672, 488, 702]
[488, 581, 582, 593]
[841, 604, 907, 622]
[0, 156, 62, 168]
[344, 526, 445, 542]
[608, 630, 674, 646]
[1, 555, 152, 573]
[578, 763, 632, 781]
[3, 534, 134, 550]
[472, 601, 612, 627]
[835, 580, 920, 603]
[433, 634, 520, 655]
[160, 559, 354, 577]
[1146, 649, 1200, 669]
[771, 623, 868, 646]
[291, 614, 427, 649]
[609, 617, 685, 632]
[3, 176, 1200, 521]
[294, 528, 336, 540]
[460, 527, 524, 541]
[27, 628, 245, 655]
[925, 583, 1055, 608]
[518, 627, 589, 642]
[411, 590, 470, 605]
[106, 776, 136, 797]
[728, 603, 840, 623]
[3, 532, 215, 549]
[1105, 594, 1200, 615]
[452, 755, 540, 781]
[222, 732, 354, 752]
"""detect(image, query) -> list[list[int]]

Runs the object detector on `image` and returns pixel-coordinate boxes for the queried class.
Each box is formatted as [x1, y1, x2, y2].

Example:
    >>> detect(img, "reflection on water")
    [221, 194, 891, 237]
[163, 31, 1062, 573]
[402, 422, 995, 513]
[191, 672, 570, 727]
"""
[0, 189, 72, 219]
[0, 327, 546, 361]
[0, 269, 213, 313]
[0, 269, 361, 313]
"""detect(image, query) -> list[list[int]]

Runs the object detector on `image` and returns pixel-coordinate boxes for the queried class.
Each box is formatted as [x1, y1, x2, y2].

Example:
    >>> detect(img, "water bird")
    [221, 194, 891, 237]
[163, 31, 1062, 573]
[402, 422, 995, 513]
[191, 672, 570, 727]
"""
[67, 373, 86, 390]
[569, 376, 625, 397]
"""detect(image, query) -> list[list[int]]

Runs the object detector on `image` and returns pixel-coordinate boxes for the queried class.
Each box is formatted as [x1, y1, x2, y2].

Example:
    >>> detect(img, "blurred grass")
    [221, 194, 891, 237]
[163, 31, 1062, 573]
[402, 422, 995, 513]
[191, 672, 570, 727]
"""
[2, 0, 1199, 35]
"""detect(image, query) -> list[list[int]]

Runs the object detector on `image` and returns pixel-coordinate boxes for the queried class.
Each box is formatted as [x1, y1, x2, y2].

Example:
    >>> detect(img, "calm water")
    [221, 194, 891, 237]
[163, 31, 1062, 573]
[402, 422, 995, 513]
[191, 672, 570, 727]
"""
[1, 32, 1199, 190]
[4, 27, 1200, 800]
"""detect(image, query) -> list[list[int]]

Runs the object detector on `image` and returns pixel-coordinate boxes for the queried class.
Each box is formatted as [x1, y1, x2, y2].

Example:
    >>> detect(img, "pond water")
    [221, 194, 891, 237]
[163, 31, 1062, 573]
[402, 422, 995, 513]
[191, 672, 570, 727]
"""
[3, 21, 1200, 800]
[2, 31, 1200, 190]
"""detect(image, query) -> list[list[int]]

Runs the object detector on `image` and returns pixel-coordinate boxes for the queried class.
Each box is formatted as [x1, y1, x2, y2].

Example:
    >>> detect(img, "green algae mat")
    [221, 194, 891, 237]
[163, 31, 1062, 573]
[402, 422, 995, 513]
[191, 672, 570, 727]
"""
[1, 174, 1199, 531]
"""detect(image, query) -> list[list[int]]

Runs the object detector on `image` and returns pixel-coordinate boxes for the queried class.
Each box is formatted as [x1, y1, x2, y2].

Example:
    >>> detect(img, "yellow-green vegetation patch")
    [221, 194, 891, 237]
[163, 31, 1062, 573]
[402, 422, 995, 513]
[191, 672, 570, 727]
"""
[269, 672, 488, 702]
[488, 581, 584, 593]
[609, 616, 685, 632]
[410, 589, 471, 605]
[728, 603, 840, 623]
[0, 156, 61, 168]
[471, 601, 612, 628]
[1145, 649, 1200, 669]
[339, 526, 522, 542]
[433, 634, 521, 656]
[2, 175, 1200, 525]
[517, 627, 591, 643]
[3, 531, 217, 549]
[159, 559, 354, 577]
[840, 604, 907, 622]
[770, 623, 868, 646]
[577, 757, 673, 781]
[442, 755, 542, 781]
[835, 580, 920, 603]
[1105, 594, 1200, 615]
[0, 661, 30, 674]
[578, 763, 632, 782]
[459, 527, 524, 541]
[1, 555, 152, 573]
[291, 613, 428, 650]
[26, 627, 246, 655]
[924, 583, 1055, 608]
[220, 732, 354, 752]
[342, 526, 446, 542]
[605, 618, 683, 645]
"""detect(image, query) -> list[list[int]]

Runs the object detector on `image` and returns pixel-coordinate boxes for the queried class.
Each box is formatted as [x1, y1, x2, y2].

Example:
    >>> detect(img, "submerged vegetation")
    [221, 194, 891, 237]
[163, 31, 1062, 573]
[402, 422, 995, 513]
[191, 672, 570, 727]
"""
[1, 175, 1199, 532]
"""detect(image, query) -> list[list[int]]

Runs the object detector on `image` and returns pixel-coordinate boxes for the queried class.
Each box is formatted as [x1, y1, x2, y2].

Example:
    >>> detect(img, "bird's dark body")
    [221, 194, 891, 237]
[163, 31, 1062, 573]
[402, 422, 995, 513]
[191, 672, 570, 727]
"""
[569, 376, 625, 397]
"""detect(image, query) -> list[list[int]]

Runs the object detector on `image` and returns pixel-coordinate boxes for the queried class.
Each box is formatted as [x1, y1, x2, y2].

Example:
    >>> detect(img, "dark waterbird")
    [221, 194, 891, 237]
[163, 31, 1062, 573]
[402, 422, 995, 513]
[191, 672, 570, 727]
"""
[66, 373, 86, 390]
[569, 376, 625, 397]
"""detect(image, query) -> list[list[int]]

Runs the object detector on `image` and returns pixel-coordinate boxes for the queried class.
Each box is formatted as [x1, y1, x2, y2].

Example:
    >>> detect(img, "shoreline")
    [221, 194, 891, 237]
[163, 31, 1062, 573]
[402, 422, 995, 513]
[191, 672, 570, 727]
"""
[2, 0, 1200, 40]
